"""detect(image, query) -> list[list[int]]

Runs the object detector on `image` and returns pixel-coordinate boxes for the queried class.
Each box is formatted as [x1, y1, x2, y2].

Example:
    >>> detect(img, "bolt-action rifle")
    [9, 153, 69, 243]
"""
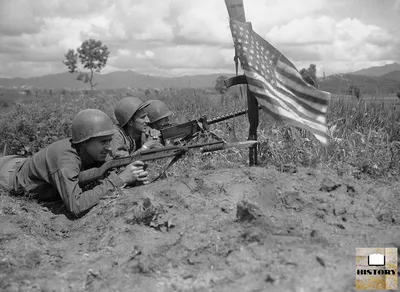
[159, 106, 261, 144]
[78, 140, 257, 187]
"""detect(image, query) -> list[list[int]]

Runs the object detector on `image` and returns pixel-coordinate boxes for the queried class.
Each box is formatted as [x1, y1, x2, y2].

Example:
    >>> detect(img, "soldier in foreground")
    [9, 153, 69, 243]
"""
[0, 109, 149, 217]
[111, 97, 163, 158]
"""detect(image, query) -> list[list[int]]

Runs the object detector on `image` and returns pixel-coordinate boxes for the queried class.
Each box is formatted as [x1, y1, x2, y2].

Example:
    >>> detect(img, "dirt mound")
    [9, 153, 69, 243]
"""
[1, 166, 400, 292]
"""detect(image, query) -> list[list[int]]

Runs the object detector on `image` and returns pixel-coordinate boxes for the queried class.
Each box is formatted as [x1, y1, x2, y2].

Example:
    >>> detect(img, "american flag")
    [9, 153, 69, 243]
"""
[229, 19, 331, 145]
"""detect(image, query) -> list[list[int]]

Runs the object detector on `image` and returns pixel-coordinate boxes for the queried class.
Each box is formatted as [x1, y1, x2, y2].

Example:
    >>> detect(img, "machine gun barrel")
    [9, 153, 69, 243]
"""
[208, 105, 261, 125]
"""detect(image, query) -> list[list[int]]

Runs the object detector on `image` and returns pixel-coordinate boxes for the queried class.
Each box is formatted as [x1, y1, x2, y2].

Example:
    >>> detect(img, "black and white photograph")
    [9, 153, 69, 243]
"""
[0, 0, 399, 291]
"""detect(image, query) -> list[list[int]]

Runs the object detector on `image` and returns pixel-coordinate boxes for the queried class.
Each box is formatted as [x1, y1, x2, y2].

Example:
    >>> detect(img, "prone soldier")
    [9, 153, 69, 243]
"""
[0, 109, 149, 217]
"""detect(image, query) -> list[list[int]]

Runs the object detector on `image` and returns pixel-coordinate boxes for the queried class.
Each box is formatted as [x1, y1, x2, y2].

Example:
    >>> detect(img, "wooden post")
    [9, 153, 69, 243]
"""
[224, 0, 259, 166]
[245, 22, 259, 166]
[224, 76, 259, 166]
[247, 87, 259, 166]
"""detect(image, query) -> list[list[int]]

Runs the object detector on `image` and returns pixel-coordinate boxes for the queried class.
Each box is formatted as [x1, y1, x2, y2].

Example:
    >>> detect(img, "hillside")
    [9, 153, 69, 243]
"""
[319, 72, 400, 95]
[318, 62, 400, 95]
[380, 70, 400, 81]
[0, 71, 234, 90]
[1, 62, 399, 95]
[350, 62, 400, 77]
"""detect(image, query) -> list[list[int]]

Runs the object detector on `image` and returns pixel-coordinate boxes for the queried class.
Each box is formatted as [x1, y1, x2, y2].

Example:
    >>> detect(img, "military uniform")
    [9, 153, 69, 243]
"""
[110, 97, 152, 158]
[109, 125, 148, 158]
[0, 138, 124, 216]
[0, 155, 27, 192]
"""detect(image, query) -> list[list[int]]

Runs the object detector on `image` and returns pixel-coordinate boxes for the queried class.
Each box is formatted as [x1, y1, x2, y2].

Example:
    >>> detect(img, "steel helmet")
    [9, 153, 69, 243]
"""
[114, 97, 150, 127]
[71, 109, 116, 144]
[145, 100, 173, 124]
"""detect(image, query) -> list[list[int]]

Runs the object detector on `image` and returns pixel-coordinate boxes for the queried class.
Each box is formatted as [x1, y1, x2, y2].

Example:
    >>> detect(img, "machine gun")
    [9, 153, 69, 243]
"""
[159, 106, 261, 145]
[78, 140, 257, 187]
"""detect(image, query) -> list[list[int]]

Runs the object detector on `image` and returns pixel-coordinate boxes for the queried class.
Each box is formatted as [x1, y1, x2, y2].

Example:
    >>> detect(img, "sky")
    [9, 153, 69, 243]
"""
[0, 0, 399, 79]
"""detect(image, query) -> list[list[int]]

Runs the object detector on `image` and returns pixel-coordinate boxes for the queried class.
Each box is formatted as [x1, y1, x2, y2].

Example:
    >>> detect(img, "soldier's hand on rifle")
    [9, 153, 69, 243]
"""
[148, 128, 160, 139]
[118, 161, 149, 185]
[141, 139, 163, 150]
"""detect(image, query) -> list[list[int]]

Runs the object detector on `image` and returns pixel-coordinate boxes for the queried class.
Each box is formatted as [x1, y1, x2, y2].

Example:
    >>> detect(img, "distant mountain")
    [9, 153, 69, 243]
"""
[380, 70, 400, 81]
[319, 71, 400, 95]
[350, 62, 400, 77]
[1, 63, 399, 96]
[317, 63, 400, 95]
[0, 70, 235, 90]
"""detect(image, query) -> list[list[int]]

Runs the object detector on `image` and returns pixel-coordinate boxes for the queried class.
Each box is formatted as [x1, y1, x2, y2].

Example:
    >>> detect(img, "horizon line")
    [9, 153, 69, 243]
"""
[1, 61, 399, 80]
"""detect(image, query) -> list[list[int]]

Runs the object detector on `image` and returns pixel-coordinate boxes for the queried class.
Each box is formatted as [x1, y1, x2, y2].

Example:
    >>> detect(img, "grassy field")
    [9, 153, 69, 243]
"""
[1, 88, 400, 292]
[1, 89, 400, 181]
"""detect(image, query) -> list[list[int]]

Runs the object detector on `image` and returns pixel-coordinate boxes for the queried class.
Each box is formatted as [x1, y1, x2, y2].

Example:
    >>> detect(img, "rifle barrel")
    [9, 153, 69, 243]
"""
[78, 140, 258, 186]
[200, 140, 257, 152]
[208, 105, 261, 125]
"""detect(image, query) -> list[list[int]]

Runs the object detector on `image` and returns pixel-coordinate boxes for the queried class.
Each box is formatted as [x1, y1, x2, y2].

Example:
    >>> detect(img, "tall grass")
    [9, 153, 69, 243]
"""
[1, 90, 399, 181]
[255, 96, 400, 180]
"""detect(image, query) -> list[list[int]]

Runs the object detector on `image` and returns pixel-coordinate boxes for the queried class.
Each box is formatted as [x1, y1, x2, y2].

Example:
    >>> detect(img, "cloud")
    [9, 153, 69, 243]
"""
[0, 60, 65, 78]
[31, 0, 112, 19]
[334, 18, 398, 61]
[0, 0, 398, 78]
[267, 16, 336, 45]
[245, 0, 329, 33]
[262, 15, 399, 75]
[108, 0, 174, 42]
[136, 51, 155, 59]
[152, 46, 231, 70]
[173, 0, 232, 46]
[365, 27, 394, 47]
[0, 0, 44, 36]
[0, 16, 92, 61]
[110, 46, 232, 71]
[394, 0, 400, 11]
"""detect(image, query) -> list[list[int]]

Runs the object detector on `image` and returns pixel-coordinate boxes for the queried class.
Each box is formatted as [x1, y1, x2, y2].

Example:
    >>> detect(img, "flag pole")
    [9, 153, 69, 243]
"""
[224, 0, 259, 166]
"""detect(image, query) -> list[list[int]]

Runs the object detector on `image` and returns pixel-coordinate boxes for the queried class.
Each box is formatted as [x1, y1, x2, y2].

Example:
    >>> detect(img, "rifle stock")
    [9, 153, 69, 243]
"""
[78, 140, 257, 187]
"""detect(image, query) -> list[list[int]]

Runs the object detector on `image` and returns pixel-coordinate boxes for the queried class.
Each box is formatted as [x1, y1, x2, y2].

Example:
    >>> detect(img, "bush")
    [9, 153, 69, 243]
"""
[0, 93, 119, 156]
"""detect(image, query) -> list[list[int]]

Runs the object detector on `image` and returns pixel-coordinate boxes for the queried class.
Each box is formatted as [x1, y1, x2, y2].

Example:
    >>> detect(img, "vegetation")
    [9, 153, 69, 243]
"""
[0, 89, 400, 181]
[300, 64, 318, 88]
[348, 84, 361, 99]
[214, 75, 228, 94]
[63, 39, 110, 93]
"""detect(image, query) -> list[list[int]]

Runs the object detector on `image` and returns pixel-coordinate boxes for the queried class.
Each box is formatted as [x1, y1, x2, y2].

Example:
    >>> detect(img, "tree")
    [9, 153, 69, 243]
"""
[63, 39, 110, 93]
[348, 84, 361, 99]
[300, 64, 318, 88]
[214, 75, 228, 94]
[354, 86, 361, 99]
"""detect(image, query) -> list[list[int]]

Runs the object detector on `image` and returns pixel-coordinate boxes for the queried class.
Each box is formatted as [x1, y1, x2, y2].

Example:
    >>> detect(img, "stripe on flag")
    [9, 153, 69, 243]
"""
[229, 19, 331, 145]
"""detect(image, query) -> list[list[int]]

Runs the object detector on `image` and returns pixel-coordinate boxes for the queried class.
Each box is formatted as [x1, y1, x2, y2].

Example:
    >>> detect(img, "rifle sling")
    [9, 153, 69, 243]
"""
[150, 153, 184, 183]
